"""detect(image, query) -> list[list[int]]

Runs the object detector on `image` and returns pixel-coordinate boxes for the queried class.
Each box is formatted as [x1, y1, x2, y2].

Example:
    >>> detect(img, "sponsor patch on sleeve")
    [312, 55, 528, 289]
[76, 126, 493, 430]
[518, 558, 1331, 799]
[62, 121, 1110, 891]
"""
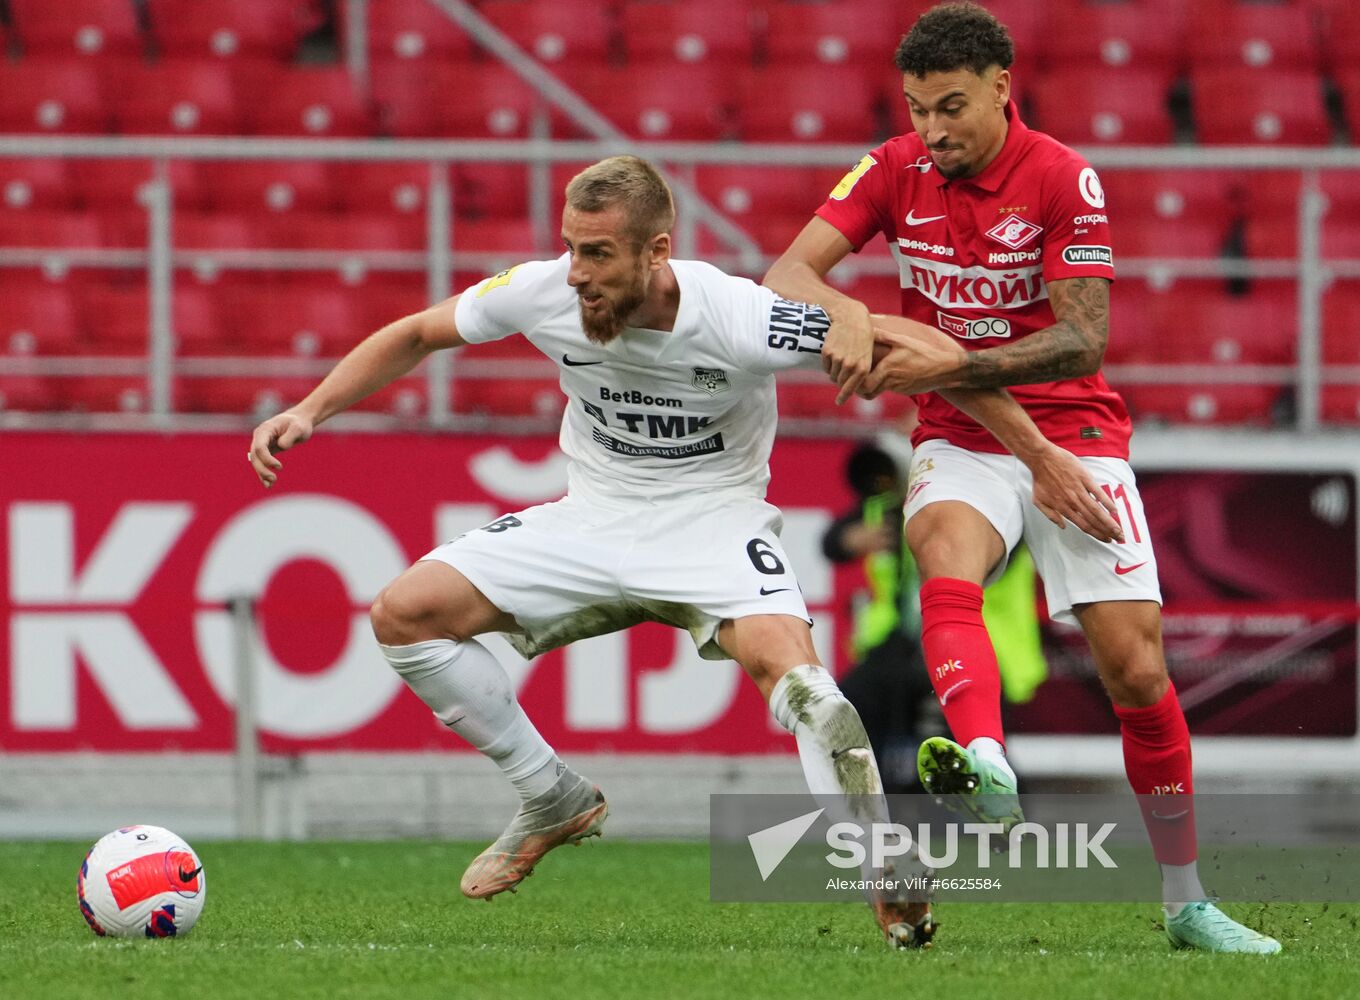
[474, 264, 522, 298]
[765, 297, 831, 355]
[830, 155, 876, 201]
[1060, 245, 1113, 267]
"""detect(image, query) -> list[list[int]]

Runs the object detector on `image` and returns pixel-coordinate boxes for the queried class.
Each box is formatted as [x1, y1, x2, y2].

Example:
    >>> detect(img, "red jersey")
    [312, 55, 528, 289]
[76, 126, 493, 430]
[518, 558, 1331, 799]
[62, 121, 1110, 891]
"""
[816, 102, 1131, 459]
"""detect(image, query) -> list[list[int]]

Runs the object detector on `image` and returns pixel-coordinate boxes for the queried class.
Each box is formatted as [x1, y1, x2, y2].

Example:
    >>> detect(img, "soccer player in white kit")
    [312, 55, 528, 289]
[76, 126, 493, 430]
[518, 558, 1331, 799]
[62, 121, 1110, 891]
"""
[247, 156, 1119, 950]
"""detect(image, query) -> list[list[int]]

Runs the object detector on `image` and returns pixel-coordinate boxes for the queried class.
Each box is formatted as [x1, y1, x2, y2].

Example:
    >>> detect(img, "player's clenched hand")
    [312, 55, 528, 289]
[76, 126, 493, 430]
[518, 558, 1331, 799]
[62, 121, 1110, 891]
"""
[822, 301, 875, 405]
[860, 315, 968, 399]
[247, 411, 314, 488]
[1027, 444, 1124, 543]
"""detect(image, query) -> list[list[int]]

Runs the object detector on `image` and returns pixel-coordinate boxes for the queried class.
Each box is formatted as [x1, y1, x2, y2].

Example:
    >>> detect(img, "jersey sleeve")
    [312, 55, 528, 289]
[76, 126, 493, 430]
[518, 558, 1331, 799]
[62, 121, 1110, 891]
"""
[453, 258, 559, 344]
[813, 146, 895, 251]
[732, 284, 833, 375]
[1041, 156, 1116, 283]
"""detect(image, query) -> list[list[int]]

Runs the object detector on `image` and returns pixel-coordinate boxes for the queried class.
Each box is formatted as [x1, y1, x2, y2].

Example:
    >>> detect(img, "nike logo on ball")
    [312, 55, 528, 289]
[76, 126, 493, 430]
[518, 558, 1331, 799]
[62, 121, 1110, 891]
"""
[1114, 561, 1147, 576]
[759, 586, 791, 595]
[562, 354, 604, 366]
[905, 210, 946, 226]
[178, 865, 203, 882]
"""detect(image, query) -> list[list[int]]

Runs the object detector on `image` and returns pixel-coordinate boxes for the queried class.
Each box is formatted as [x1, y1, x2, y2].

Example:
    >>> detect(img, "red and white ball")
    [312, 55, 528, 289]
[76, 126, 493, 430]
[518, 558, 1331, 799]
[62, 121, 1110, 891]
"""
[77, 825, 207, 938]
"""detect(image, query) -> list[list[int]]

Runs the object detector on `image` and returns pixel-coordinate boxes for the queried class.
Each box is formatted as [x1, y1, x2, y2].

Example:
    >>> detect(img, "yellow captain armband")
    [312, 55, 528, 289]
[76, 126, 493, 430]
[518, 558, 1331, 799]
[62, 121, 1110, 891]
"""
[475, 264, 522, 298]
[830, 155, 876, 201]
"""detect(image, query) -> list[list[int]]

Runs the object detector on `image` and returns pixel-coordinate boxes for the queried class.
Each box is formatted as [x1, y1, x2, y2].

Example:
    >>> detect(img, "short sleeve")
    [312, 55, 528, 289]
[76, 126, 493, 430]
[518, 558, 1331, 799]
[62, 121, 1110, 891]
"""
[733, 285, 832, 375]
[453, 258, 558, 344]
[1041, 158, 1116, 283]
[814, 147, 894, 252]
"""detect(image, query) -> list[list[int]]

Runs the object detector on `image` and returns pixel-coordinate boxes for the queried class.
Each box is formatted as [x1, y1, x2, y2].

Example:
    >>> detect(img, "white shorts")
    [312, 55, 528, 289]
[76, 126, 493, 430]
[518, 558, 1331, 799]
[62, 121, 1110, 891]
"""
[421, 491, 811, 660]
[904, 439, 1162, 625]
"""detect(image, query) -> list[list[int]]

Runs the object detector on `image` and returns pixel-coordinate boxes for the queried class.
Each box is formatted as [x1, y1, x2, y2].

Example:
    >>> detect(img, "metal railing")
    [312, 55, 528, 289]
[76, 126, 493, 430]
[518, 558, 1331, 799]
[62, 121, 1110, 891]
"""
[0, 134, 1358, 432]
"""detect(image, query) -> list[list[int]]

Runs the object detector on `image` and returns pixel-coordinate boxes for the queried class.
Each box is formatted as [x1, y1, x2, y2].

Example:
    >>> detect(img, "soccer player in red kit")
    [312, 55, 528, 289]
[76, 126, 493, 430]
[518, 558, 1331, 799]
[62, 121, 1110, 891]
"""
[765, 1, 1280, 954]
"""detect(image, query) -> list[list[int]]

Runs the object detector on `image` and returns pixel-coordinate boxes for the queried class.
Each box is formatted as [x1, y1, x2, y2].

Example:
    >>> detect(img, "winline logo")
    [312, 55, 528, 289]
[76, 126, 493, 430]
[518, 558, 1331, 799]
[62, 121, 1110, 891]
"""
[748, 810, 1119, 882]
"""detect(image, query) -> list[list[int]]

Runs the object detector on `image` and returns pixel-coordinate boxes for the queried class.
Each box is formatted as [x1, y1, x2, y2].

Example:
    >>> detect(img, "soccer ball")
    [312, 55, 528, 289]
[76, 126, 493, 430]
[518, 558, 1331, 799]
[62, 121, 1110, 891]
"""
[77, 825, 207, 938]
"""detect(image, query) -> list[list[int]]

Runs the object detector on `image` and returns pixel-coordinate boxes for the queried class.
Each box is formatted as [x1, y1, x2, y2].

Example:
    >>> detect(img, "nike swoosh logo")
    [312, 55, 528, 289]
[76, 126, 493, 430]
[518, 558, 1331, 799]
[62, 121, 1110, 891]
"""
[759, 586, 791, 595]
[178, 865, 203, 882]
[562, 354, 604, 366]
[905, 210, 946, 226]
[1114, 561, 1147, 576]
[1150, 809, 1189, 821]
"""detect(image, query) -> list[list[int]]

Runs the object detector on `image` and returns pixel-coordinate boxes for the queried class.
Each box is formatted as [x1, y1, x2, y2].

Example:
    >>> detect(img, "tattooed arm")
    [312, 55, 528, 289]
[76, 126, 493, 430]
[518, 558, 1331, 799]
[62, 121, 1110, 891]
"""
[860, 277, 1110, 396]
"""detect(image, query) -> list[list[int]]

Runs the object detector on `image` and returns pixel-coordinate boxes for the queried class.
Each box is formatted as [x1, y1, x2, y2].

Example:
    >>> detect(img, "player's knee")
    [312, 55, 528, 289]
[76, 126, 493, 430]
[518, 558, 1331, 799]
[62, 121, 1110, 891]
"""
[370, 582, 445, 646]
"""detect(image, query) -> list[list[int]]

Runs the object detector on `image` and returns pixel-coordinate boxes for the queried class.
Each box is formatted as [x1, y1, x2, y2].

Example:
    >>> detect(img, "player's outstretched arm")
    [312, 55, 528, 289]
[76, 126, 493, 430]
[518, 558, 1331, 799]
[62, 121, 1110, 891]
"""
[860, 278, 1110, 394]
[764, 217, 874, 405]
[247, 297, 465, 487]
[866, 314, 1121, 543]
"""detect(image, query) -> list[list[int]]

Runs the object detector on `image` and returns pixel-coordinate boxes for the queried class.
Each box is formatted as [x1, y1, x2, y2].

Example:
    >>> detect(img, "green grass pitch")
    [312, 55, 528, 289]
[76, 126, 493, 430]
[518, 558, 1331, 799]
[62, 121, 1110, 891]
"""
[2, 840, 1355, 1000]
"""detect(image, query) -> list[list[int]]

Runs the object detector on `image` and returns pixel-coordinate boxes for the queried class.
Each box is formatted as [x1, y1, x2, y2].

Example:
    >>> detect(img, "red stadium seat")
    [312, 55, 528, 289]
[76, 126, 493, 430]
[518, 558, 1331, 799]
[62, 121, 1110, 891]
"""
[0, 211, 105, 248]
[1121, 384, 1282, 426]
[371, 61, 541, 138]
[0, 280, 84, 355]
[738, 66, 884, 143]
[1102, 169, 1238, 259]
[454, 375, 563, 418]
[1030, 69, 1173, 144]
[240, 66, 372, 137]
[110, 60, 245, 135]
[268, 212, 426, 251]
[51, 374, 153, 412]
[1042, 2, 1186, 74]
[1106, 276, 1166, 366]
[1322, 281, 1360, 367]
[173, 212, 262, 249]
[0, 158, 77, 211]
[195, 160, 336, 213]
[1155, 281, 1297, 366]
[332, 162, 430, 215]
[222, 283, 364, 356]
[1187, 2, 1320, 72]
[453, 164, 533, 221]
[9, 0, 143, 58]
[0, 60, 111, 133]
[0, 375, 61, 412]
[480, 0, 616, 66]
[80, 282, 227, 354]
[763, 1, 911, 67]
[1321, 170, 1360, 260]
[1190, 69, 1330, 145]
[1320, 5, 1360, 74]
[147, 0, 317, 60]
[1335, 72, 1360, 152]
[693, 164, 844, 253]
[68, 158, 207, 211]
[619, 0, 757, 66]
[571, 65, 739, 140]
[452, 218, 537, 254]
[360, 0, 477, 62]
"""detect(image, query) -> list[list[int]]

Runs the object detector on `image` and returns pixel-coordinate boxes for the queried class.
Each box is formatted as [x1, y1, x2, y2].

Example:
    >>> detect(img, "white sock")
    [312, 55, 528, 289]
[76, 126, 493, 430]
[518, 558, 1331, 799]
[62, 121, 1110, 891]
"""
[769, 664, 884, 798]
[381, 638, 563, 802]
[769, 665, 926, 893]
[1161, 861, 1206, 917]
[967, 736, 1017, 785]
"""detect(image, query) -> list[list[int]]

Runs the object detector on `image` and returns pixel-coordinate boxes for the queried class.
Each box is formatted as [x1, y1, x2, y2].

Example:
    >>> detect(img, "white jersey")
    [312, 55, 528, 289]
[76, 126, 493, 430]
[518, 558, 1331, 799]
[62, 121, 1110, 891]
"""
[454, 255, 829, 502]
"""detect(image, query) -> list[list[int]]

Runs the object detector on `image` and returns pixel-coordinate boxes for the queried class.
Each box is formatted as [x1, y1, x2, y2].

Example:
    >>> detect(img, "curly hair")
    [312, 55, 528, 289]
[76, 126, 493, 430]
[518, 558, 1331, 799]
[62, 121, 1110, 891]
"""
[894, 2, 1014, 77]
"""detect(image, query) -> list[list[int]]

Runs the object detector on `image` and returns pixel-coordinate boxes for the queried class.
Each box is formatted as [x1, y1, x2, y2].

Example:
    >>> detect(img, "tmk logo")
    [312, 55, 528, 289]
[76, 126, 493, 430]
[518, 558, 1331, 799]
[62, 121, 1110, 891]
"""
[1151, 783, 1186, 795]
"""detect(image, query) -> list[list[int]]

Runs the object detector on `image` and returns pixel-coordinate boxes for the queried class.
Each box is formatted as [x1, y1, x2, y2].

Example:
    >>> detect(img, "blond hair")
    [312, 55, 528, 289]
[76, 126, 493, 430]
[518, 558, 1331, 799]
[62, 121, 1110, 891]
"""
[565, 155, 676, 247]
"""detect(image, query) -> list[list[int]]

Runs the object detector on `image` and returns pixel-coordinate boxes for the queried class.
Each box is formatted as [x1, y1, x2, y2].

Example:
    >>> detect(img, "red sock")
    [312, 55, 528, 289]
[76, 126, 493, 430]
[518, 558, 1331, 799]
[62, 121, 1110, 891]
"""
[919, 577, 1005, 747]
[1114, 683, 1198, 865]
